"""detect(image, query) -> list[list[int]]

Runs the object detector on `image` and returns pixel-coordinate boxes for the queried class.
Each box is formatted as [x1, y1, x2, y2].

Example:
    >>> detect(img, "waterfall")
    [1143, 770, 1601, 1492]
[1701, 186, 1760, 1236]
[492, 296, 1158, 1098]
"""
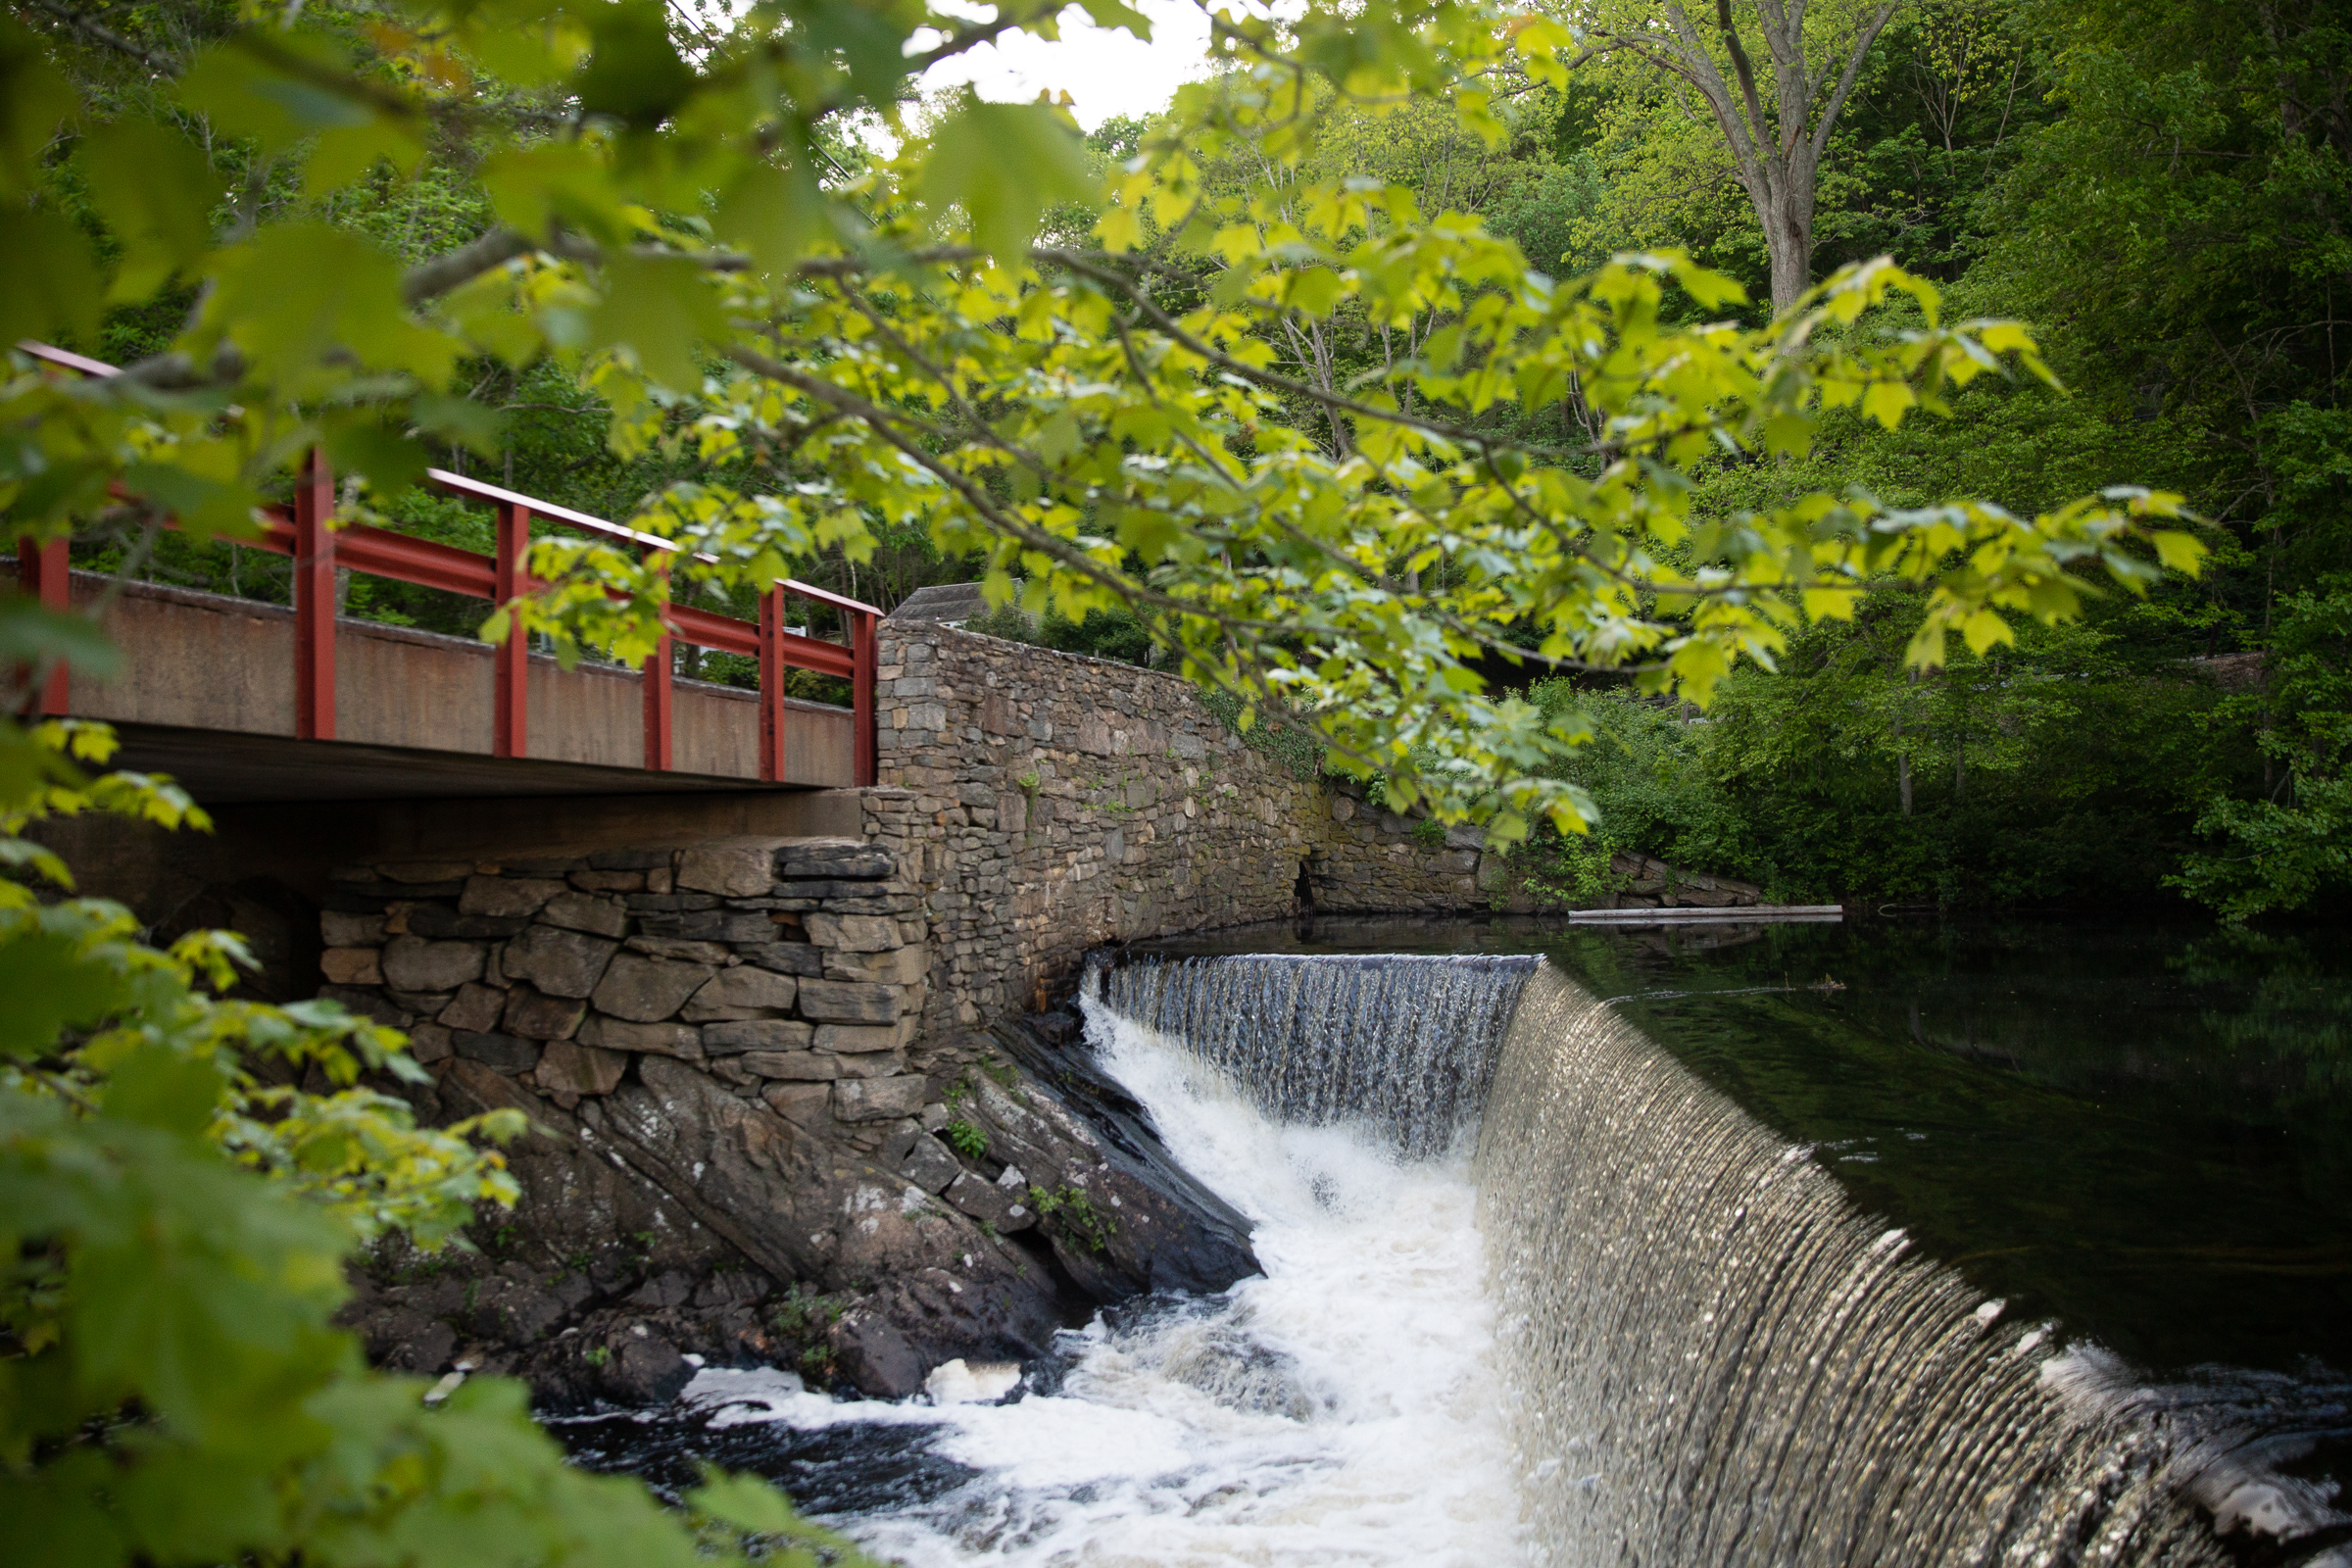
[1094, 954, 1538, 1158]
[1476, 964, 2251, 1567]
[1088, 952, 2318, 1566]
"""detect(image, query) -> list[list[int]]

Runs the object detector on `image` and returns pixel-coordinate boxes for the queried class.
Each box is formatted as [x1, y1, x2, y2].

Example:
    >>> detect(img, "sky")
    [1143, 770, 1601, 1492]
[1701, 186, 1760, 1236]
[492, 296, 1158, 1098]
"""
[915, 0, 1219, 129]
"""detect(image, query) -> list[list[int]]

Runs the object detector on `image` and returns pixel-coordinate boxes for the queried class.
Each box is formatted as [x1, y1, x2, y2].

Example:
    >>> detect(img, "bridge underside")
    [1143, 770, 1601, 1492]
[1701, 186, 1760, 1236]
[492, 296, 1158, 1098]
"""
[108, 722, 807, 804]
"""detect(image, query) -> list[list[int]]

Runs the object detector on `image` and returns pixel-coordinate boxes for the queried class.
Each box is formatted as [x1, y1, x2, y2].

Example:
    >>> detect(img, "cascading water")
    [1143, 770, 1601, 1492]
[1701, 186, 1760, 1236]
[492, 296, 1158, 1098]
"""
[1096, 954, 1538, 1157]
[572, 941, 2341, 1566]
[1477, 962, 2324, 1568]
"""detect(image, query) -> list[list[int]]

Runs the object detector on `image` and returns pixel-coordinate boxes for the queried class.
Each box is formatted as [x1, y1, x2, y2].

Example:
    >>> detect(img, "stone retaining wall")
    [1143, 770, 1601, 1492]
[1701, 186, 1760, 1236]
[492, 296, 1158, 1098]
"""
[317, 836, 932, 1140]
[869, 624, 1562, 1035]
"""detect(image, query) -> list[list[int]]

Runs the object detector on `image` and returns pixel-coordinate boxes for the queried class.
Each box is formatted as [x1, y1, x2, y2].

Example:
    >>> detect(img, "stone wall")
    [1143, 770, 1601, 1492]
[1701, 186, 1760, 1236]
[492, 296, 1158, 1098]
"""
[315, 835, 1256, 1400]
[868, 624, 1559, 1035]
[318, 837, 932, 1138]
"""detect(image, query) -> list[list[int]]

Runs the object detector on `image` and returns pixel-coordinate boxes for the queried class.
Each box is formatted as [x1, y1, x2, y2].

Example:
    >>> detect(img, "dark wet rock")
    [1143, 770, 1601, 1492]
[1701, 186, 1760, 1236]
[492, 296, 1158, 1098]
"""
[829, 1308, 927, 1399]
[628, 1270, 695, 1310]
[966, 1020, 1259, 1300]
[603, 1330, 694, 1404]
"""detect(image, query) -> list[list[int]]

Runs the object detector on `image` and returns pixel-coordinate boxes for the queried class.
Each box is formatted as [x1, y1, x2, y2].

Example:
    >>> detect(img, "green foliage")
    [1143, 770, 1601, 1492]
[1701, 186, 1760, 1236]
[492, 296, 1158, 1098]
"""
[2173, 577, 2352, 920]
[941, 1119, 988, 1160]
[0, 608, 869, 1564]
[0, 0, 2201, 861]
[1026, 1183, 1116, 1253]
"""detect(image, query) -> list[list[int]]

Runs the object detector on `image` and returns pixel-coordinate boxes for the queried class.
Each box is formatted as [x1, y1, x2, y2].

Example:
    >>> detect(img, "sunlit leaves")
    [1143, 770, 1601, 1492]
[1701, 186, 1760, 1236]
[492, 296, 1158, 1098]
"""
[918, 98, 1096, 260]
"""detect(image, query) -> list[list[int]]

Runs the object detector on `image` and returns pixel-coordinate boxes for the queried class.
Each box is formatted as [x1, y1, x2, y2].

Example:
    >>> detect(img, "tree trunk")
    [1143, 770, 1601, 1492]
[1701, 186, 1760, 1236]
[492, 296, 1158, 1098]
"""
[1591, 0, 1899, 316]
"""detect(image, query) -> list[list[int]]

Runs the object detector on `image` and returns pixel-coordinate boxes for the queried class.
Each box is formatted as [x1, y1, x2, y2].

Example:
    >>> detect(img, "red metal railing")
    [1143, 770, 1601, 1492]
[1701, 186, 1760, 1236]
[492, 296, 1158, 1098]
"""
[11, 341, 880, 786]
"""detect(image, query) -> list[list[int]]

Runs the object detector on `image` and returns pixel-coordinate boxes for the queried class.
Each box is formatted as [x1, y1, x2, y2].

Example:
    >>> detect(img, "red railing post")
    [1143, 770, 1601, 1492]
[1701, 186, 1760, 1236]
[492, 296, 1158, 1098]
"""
[14, 534, 72, 715]
[494, 500, 529, 759]
[292, 447, 337, 740]
[758, 586, 786, 782]
[853, 609, 877, 786]
[642, 545, 672, 770]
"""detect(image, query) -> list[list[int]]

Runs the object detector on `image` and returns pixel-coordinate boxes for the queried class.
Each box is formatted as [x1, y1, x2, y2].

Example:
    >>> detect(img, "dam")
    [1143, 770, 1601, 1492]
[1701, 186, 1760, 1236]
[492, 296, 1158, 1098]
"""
[558, 918, 2351, 1566]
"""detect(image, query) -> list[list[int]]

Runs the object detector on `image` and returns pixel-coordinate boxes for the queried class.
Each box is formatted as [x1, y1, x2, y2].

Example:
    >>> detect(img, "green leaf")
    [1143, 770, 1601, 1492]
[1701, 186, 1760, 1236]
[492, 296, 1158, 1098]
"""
[0, 16, 75, 198]
[78, 118, 221, 304]
[0, 211, 103, 347]
[0, 928, 128, 1059]
[713, 163, 827, 278]
[587, 253, 727, 391]
[101, 1045, 223, 1141]
[919, 100, 1095, 261]
[574, 0, 698, 130]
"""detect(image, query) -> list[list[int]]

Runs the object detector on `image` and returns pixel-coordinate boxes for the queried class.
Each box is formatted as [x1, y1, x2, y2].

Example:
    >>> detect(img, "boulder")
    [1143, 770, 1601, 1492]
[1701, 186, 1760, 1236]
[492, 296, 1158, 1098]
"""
[381, 935, 487, 993]
[320, 910, 387, 947]
[501, 925, 619, 999]
[828, 1309, 926, 1399]
[601, 1330, 694, 1405]
[823, 945, 928, 986]
[590, 953, 715, 1022]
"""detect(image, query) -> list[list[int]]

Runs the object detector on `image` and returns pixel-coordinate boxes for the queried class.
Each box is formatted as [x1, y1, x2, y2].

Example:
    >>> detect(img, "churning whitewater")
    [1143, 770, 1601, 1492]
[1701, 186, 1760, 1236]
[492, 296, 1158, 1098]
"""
[663, 989, 1529, 1566]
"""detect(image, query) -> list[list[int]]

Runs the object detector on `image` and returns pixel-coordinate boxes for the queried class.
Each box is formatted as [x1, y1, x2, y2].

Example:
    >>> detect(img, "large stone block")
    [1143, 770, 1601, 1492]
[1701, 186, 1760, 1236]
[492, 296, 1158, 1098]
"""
[896, 1132, 963, 1195]
[702, 1018, 815, 1054]
[675, 840, 778, 898]
[538, 889, 631, 939]
[680, 966, 797, 1022]
[459, 875, 566, 918]
[804, 912, 900, 953]
[589, 953, 714, 1022]
[576, 1015, 703, 1059]
[738, 1050, 838, 1081]
[798, 979, 906, 1024]
[775, 840, 896, 880]
[536, 1038, 626, 1096]
[833, 1074, 930, 1122]
[824, 943, 928, 987]
[319, 948, 382, 986]
[501, 984, 586, 1042]
[814, 1023, 906, 1054]
[734, 941, 824, 977]
[454, 1030, 540, 1075]
[320, 910, 385, 947]
[500, 924, 618, 999]
[437, 982, 507, 1034]
[380, 935, 486, 993]
[636, 910, 778, 944]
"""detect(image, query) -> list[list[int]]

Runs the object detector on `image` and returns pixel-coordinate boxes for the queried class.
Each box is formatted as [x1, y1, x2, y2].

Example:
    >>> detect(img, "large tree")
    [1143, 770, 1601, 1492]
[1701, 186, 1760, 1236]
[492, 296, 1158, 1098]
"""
[1570, 0, 1904, 311]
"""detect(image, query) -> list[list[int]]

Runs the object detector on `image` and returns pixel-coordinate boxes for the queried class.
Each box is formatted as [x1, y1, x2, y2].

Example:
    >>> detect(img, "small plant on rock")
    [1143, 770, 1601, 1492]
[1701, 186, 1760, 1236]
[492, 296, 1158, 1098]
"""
[943, 1119, 989, 1159]
[1028, 1184, 1116, 1253]
[585, 1344, 612, 1368]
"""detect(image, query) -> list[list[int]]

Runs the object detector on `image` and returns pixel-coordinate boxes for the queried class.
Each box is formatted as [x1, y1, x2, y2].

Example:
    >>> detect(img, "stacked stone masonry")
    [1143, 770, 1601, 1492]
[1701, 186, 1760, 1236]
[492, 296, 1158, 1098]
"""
[868, 623, 1570, 1037]
[318, 836, 933, 1132]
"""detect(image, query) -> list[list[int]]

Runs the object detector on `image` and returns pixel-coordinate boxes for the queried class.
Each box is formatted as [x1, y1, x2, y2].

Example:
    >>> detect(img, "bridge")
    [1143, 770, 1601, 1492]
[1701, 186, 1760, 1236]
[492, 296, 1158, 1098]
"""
[12, 343, 880, 811]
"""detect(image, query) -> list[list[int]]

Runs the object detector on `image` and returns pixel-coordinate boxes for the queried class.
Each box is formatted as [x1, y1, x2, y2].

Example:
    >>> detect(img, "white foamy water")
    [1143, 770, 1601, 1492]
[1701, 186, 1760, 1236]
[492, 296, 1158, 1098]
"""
[677, 1007, 1527, 1566]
